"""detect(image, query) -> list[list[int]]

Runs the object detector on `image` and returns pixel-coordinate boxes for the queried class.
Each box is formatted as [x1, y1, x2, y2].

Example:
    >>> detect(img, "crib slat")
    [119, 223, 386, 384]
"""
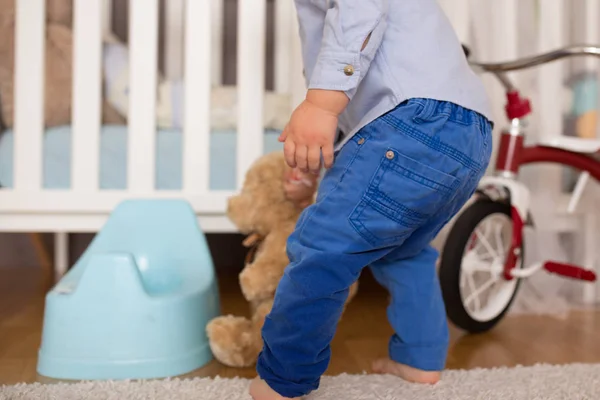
[164, 0, 184, 79]
[13, 0, 45, 191]
[182, 0, 211, 193]
[274, 0, 294, 93]
[128, 0, 159, 192]
[72, 0, 102, 191]
[211, 0, 224, 85]
[237, 0, 266, 188]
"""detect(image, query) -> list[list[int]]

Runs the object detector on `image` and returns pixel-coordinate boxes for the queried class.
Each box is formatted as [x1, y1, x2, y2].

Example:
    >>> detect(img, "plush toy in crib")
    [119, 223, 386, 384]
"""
[205, 151, 359, 368]
[102, 38, 291, 132]
[0, 0, 124, 130]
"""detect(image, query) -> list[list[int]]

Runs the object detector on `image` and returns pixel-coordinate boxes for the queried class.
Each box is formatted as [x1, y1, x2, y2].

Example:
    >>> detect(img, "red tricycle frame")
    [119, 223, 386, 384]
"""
[486, 89, 599, 283]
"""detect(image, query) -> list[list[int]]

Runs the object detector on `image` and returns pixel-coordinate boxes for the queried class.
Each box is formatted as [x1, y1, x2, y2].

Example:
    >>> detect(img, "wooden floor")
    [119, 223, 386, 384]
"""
[1, 264, 600, 386]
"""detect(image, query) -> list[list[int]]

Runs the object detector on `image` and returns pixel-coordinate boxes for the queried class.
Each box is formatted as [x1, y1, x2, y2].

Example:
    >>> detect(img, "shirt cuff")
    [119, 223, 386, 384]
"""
[307, 51, 361, 98]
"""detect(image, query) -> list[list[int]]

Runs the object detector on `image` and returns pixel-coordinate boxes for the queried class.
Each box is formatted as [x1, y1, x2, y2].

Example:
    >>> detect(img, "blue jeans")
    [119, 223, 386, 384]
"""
[256, 98, 493, 398]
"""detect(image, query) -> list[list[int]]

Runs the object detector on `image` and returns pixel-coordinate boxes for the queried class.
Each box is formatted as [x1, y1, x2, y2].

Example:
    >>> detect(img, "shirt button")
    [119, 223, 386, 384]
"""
[386, 150, 395, 160]
[358, 138, 365, 145]
[343, 65, 354, 76]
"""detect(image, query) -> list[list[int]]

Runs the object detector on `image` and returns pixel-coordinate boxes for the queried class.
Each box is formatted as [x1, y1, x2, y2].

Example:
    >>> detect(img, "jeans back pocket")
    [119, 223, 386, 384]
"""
[349, 147, 459, 247]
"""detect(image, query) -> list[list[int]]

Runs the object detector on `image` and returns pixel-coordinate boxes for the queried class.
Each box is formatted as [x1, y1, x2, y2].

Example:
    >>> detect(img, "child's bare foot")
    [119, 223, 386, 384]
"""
[249, 377, 301, 400]
[372, 358, 441, 384]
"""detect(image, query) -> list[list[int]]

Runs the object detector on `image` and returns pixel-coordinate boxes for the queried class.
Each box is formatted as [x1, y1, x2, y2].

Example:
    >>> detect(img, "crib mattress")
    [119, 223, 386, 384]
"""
[0, 125, 282, 191]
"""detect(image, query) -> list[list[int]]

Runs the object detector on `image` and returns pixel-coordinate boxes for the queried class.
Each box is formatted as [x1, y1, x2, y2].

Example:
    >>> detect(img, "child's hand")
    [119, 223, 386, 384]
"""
[278, 89, 349, 174]
[279, 100, 337, 174]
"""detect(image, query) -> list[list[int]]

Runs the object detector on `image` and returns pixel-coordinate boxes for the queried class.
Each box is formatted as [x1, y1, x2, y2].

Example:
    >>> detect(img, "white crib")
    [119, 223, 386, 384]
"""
[0, 0, 305, 278]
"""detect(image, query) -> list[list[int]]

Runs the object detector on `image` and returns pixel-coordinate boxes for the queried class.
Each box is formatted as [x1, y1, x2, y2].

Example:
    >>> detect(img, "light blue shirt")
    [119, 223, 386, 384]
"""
[294, 0, 493, 149]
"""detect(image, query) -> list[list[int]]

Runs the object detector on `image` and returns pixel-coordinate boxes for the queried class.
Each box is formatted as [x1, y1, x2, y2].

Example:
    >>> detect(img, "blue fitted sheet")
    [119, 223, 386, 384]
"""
[0, 125, 283, 190]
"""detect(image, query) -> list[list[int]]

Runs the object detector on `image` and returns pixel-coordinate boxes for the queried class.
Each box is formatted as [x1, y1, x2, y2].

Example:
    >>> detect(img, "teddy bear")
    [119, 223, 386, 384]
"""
[0, 0, 124, 130]
[206, 151, 359, 368]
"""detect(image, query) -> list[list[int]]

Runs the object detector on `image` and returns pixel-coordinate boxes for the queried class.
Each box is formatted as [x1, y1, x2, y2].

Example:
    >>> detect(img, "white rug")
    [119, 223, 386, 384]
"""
[1, 363, 599, 399]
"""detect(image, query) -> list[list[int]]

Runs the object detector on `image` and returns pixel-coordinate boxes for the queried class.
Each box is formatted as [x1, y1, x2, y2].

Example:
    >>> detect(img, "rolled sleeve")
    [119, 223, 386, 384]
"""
[307, 0, 388, 99]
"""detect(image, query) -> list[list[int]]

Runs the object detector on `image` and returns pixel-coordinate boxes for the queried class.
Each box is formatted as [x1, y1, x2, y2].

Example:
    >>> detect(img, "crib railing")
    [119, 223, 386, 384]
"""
[4, 0, 600, 225]
[1, 0, 304, 233]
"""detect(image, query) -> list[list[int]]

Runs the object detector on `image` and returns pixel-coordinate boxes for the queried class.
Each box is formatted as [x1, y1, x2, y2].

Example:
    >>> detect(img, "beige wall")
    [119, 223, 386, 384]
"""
[0, 0, 279, 269]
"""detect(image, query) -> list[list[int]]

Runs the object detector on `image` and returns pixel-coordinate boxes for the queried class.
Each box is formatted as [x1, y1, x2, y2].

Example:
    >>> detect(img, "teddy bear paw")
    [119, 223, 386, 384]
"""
[206, 315, 262, 368]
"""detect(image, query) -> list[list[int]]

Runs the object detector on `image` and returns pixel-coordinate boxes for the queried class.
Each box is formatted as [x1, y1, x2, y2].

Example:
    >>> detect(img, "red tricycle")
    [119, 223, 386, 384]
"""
[439, 45, 600, 333]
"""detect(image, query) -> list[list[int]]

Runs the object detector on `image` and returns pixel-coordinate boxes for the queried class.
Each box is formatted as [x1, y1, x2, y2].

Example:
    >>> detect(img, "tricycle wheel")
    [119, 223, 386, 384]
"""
[439, 200, 523, 333]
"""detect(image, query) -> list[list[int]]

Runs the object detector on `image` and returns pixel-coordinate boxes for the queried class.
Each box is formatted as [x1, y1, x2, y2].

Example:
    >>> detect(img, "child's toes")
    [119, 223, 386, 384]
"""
[249, 377, 300, 400]
[371, 358, 441, 385]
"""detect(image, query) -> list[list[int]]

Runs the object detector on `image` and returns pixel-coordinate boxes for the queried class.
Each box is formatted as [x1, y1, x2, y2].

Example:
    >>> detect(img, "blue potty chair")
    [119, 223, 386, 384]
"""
[37, 199, 220, 380]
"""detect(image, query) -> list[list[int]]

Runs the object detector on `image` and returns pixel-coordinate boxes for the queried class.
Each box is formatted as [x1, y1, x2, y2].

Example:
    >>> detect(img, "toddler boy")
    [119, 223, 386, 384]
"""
[250, 0, 493, 399]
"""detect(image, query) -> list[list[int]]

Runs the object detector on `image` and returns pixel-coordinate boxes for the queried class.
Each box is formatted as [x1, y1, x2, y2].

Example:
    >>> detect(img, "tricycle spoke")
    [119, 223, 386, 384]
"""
[475, 228, 499, 259]
[466, 273, 482, 311]
[494, 222, 506, 256]
[465, 277, 497, 308]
